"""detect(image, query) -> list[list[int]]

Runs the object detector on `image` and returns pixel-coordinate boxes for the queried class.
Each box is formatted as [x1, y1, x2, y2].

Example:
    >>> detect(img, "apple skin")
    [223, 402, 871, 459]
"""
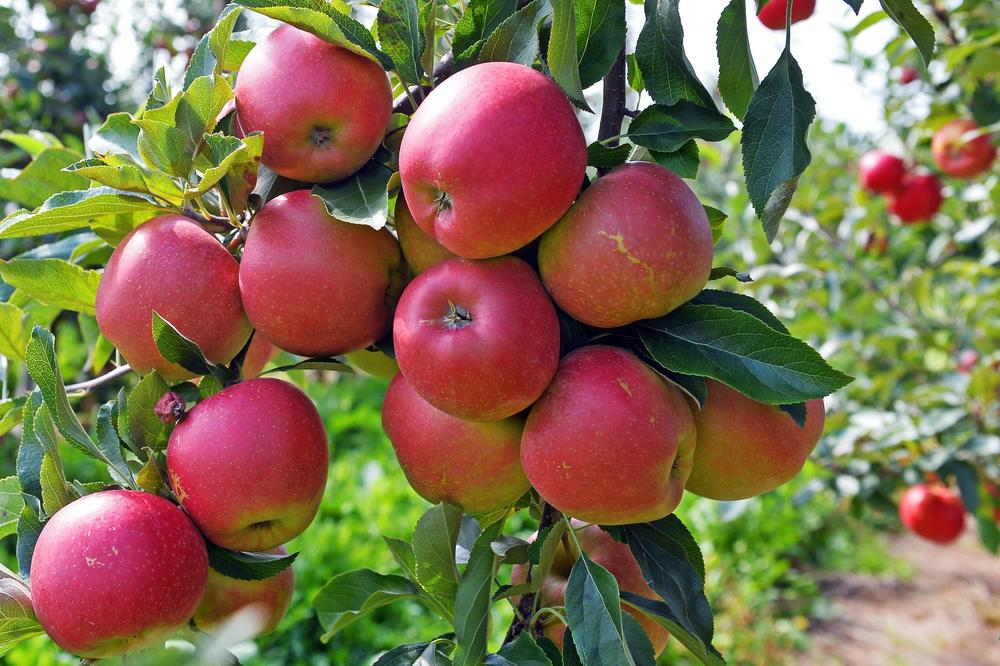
[166, 378, 329, 551]
[888, 173, 943, 223]
[382, 374, 531, 512]
[95, 215, 251, 381]
[538, 162, 713, 328]
[899, 67, 918, 84]
[393, 257, 560, 422]
[858, 151, 906, 194]
[931, 118, 997, 179]
[685, 380, 825, 501]
[899, 484, 965, 544]
[521, 345, 696, 525]
[239, 190, 404, 357]
[194, 546, 294, 637]
[395, 195, 456, 275]
[30, 490, 208, 659]
[511, 523, 669, 654]
[757, 0, 816, 30]
[399, 62, 587, 259]
[234, 24, 392, 183]
[345, 348, 400, 379]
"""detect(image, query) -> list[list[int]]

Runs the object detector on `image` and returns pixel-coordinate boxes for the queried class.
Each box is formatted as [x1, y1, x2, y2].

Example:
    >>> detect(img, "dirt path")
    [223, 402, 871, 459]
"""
[796, 532, 1000, 666]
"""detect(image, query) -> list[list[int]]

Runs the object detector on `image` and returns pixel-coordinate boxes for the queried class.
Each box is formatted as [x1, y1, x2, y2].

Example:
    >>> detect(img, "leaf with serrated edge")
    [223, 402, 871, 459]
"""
[880, 0, 934, 67]
[716, 0, 758, 119]
[378, 0, 425, 84]
[0, 303, 26, 362]
[412, 503, 463, 620]
[576, 0, 626, 88]
[565, 551, 631, 666]
[311, 160, 393, 230]
[547, 0, 590, 111]
[313, 569, 418, 641]
[634, 0, 715, 108]
[0, 187, 167, 240]
[628, 102, 735, 153]
[453, 518, 505, 666]
[207, 541, 298, 581]
[0, 259, 101, 315]
[0, 477, 25, 542]
[478, 0, 552, 66]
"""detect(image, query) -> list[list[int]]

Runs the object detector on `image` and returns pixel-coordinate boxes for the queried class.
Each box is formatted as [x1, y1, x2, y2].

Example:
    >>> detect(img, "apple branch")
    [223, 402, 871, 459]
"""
[393, 54, 455, 114]
[596, 50, 627, 175]
[502, 501, 563, 645]
[64, 364, 133, 396]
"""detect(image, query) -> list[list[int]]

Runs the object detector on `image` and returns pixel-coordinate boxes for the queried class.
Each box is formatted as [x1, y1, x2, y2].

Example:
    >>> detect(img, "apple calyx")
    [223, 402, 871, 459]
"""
[442, 300, 474, 329]
[155, 391, 187, 424]
[310, 126, 335, 150]
[433, 190, 452, 214]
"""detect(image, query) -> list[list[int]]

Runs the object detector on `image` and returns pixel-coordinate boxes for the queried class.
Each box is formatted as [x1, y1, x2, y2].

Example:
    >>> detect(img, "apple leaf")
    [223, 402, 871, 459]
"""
[689, 289, 786, 334]
[0, 129, 63, 158]
[0, 562, 44, 658]
[39, 452, 74, 517]
[0, 258, 101, 316]
[576, 0, 627, 88]
[15, 394, 47, 502]
[879, 0, 935, 68]
[492, 520, 565, 600]
[547, 0, 591, 111]
[587, 142, 631, 169]
[313, 568, 419, 641]
[453, 518, 505, 666]
[0, 147, 89, 209]
[15, 498, 42, 580]
[487, 632, 554, 665]
[151, 312, 234, 383]
[703, 205, 727, 244]
[0, 302, 26, 363]
[0, 187, 168, 240]
[453, 0, 517, 67]
[628, 101, 735, 153]
[378, 0, 425, 85]
[565, 550, 631, 666]
[707, 267, 752, 283]
[634, 0, 714, 108]
[778, 402, 808, 428]
[716, 0, 758, 120]
[88, 113, 144, 164]
[190, 132, 263, 197]
[312, 156, 393, 230]
[0, 477, 25, 543]
[262, 357, 355, 375]
[373, 638, 455, 666]
[648, 140, 700, 179]
[0, 397, 27, 439]
[64, 157, 184, 203]
[184, 3, 244, 87]
[841, 0, 863, 12]
[622, 613, 656, 666]
[478, 0, 553, 67]
[127, 372, 171, 451]
[411, 502, 464, 621]
[207, 541, 299, 581]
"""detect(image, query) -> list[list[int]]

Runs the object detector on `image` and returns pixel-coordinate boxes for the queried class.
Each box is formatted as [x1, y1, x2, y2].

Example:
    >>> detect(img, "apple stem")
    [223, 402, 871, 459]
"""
[502, 501, 563, 645]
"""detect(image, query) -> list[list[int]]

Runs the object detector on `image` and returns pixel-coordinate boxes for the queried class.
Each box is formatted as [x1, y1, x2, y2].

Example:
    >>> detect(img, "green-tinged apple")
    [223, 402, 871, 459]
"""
[757, 0, 815, 30]
[686, 380, 825, 500]
[538, 162, 713, 328]
[240, 190, 404, 357]
[30, 491, 207, 658]
[194, 546, 294, 637]
[399, 62, 587, 259]
[888, 173, 943, 223]
[858, 151, 906, 194]
[899, 484, 965, 544]
[393, 257, 560, 421]
[344, 347, 399, 379]
[520, 345, 696, 524]
[95, 215, 251, 381]
[241, 334, 275, 378]
[382, 374, 530, 512]
[166, 378, 329, 551]
[234, 24, 392, 183]
[931, 118, 997, 179]
[395, 195, 456, 274]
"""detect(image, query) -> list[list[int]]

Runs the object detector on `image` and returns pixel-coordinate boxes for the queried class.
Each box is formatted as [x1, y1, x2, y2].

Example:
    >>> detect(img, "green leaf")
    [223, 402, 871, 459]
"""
[478, 0, 553, 66]
[15, 500, 42, 580]
[15, 394, 48, 502]
[453, 518, 505, 666]
[634, 0, 714, 108]
[626, 53, 644, 92]
[841, 0, 863, 12]
[0, 130, 64, 158]
[493, 632, 554, 665]
[716, 0, 758, 120]
[374, 640, 455, 666]
[648, 141, 699, 179]
[494, 521, 566, 600]
[620, 595, 724, 666]
[628, 102, 735, 153]
[587, 143, 631, 169]
[0, 398, 26, 439]
[127, 372, 170, 451]
[0, 302, 26, 363]
[638, 303, 852, 405]
[703, 205, 727, 244]
[0, 187, 167, 240]
[0, 561, 44, 656]
[384, 535, 419, 582]
[64, 157, 184, 203]
[621, 614, 655, 666]
[133, 119, 190, 177]
[548, 0, 590, 111]
[778, 402, 807, 428]
[184, 4, 244, 87]
[88, 113, 144, 164]
[207, 541, 299, 581]
[135, 452, 166, 494]
[741, 48, 815, 241]
[707, 267, 751, 283]
[39, 453, 73, 517]
[452, 0, 517, 66]
[313, 569, 419, 641]
[94, 401, 136, 488]
[262, 357, 355, 375]
[311, 158, 393, 229]
[565, 550, 631, 666]
[576, 0, 626, 88]
[191, 132, 264, 196]
[0, 259, 101, 315]
[879, 0, 934, 68]
[151, 311, 226, 379]
[412, 502, 464, 620]
[0, 148, 89, 209]
[379, 0, 425, 84]
[0, 478, 25, 542]
[198, 374, 224, 398]
[690, 289, 787, 334]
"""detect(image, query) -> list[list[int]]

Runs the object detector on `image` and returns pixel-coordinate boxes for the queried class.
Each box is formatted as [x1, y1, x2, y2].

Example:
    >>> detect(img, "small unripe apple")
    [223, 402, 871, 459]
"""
[344, 347, 399, 379]
[167, 378, 329, 551]
[395, 195, 456, 274]
[393, 257, 560, 422]
[31, 491, 208, 658]
[888, 173, 943, 223]
[382, 374, 530, 512]
[899, 67, 918, 84]
[194, 546, 294, 637]
[931, 118, 997, 179]
[538, 162, 713, 328]
[899, 484, 965, 544]
[858, 151, 906, 194]
[234, 24, 392, 183]
[240, 190, 404, 357]
[521, 345, 696, 525]
[685, 380, 825, 501]
[95, 215, 252, 381]
[757, 0, 816, 30]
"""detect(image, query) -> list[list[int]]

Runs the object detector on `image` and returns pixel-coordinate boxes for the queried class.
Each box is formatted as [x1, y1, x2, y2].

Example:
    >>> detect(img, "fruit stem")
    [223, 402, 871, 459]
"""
[502, 502, 563, 645]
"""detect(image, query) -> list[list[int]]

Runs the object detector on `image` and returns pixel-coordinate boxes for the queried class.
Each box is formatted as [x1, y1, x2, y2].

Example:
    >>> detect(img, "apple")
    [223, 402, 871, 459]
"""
[399, 61, 587, 259]
[858, 151, 906, 194]
[757, 0, 816, 30]
[239, 190, 404, 358]
[685, 380, 825, 501]
[166, 378, 329, 551]
[234, 24, 392, 183]
[95, 215, 251, 381]
[393, 256, 560, 422]
[395, 195, 456, 275]
[382, 374, 530, 512]
[888, 173, 943, 223]
[899, 484, 965, 544]
[194, 546, 294, 637]
[344, 347, 399, 379]
[520, 345, 696, 525]
[242, 334, 275, 378]
[899, 67, 918, 84]
[931, 118, 997, 179]
[538, 162, 713, 328]
[511, 522, 670, 654]
[956, 349, 978, 374]
[30, 490, 207, 658]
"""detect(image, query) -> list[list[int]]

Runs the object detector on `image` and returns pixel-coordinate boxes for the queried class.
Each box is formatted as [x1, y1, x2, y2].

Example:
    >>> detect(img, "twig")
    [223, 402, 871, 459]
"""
[597, 49, 627, 175]
[64, 364, 132, 394]
[930, 2, 960, 46]
[392, 53, 455, 114]
[503, 502, 562, 644]
[181, 207, 234, 233]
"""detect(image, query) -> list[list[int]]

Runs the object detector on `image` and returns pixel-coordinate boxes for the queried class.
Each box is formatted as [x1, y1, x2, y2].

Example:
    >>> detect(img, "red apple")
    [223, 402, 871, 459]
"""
[520, 346, 696, 525]
[194, 546, 294, 637]
[395, 195, 456, 275]
[757, 0, 816, 30]
[685, 380, 825, 501]
[931, 118, 997, 179]
[95, 215, 251, 381]
[858, 151, 906, 194]
[239, 190, 404, 357]
[166, 378, 329, 551]
[888, 173, 942, 223]
[30, 491, 207, 658]
[899, 67, 918, 84]
[399, 62, 587, 259]
[899, 484, 965, 544]
[538, 162, 713, 328]
[393, 257, 560, 422]
[234, 24, 392, 183]
[956, 349, 978, 374]
[344, 348, 399, 379]
[242, 334, 275, 378]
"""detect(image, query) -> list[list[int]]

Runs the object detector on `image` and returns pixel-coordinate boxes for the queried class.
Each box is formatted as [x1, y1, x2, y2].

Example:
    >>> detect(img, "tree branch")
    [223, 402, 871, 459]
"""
[64, 364, 132, 395]
[502, 502, 563, 645]
[596, 49, 627, 175]
[931, 2, 960, 46]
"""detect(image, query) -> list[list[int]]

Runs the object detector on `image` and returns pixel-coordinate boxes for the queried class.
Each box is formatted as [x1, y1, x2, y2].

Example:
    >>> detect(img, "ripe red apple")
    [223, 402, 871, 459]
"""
[30, 490, 207, 658]
[757, 0, 816, 30]
[194, 546, 294, 637]
[858, 151, 906, 194]
[95, 215, 251, 381]
[899, 67, 918, 84]
[511, 523, 670, 654]
[888, 173, 942, 223]
[241, 334, 275, 378]
[166, 378, 329, 551]
[899, 484, 965, 544]
[538, 162, 713, 328]
[931, 118, 997, 179]
[239, 190, 404, 357]
[521, 346, 696, 525]
[395, 195, 456, 275]
[399, 62, 587, 259]
[685, 380, 825, 501]
[344, 348, 399, 379]
[956, 349, 978, 374]
[234, 24, 392, 183]
[393, 257, 560, 422]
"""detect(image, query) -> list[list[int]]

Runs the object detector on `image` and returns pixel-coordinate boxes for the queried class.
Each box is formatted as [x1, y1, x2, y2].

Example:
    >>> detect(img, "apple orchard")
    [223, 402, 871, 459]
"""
[0, 0, 996, 664]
